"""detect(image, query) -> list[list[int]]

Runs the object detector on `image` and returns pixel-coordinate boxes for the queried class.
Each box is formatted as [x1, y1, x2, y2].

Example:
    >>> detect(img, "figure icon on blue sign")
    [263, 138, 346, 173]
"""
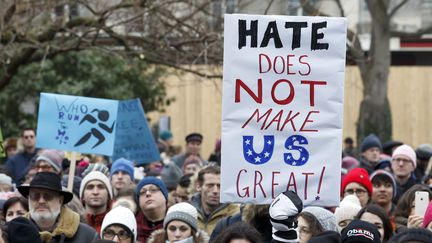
[74, 109, 115, 149]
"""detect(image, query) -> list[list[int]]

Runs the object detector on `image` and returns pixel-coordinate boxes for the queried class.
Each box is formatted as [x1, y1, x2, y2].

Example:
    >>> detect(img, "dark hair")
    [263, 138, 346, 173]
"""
[395, 184, 432, 218]
[21, 128, 35, 137]
[344, 137, 354, 144]
[213, 221, 263, 243]
[356, 204, 393, 241]
[197, 165, 220, 186]
[298, 211, 324, 237]
[178, 174, 192, 188]
[3, 196, 29, 219]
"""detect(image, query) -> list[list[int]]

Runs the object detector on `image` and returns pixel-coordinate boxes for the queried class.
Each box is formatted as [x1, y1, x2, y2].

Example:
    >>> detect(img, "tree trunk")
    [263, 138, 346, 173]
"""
[356, 1, 392, 145]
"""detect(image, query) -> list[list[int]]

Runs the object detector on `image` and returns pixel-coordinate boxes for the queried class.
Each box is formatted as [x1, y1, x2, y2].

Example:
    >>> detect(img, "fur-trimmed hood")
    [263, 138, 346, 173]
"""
[147, 228, 209, 243]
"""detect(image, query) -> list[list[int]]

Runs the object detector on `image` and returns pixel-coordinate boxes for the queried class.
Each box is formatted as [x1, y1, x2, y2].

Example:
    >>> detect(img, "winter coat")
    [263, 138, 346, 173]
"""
[25, 206, 99, 243]
[136, 211, 163, 243]
[210, 204, 272, 242]
[147, 228, 209, 243]
[190, 193, 240, 236]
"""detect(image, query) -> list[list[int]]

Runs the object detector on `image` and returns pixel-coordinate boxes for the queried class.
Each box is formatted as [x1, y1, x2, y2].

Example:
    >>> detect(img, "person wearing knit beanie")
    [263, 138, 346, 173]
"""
[341, 168, 372, 207]
[101, 206, 137, 242]
[359, 134, 382, 174]
[164, 202, 198, 232]
[389, 228, 432, 243]
[341, 220, 381, 243]
[148, 202, 210, 243]
[82, 163, 110, 177]
[391, 145, 417, 203]
[80, 171, 113, 232]
[269, 190, 303, 242]
[110, 158, 135, 196]
[302, 206, 338, 232]
[334, 195, 362, 232]
[135, 176, 169, 243]
[0, 173, 12, 192]
[308, 231, 340, 243]
[370, 169, 396, 215]
[35, 149, 65, 175]
[7, 216, 43, 243]
[182, 155, 202, 175]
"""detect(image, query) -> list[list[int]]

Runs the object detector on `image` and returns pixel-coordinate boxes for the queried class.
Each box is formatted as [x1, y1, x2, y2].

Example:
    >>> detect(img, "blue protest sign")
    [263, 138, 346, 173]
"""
[37, 93, 118, 156]
[112, 99, 161, 164]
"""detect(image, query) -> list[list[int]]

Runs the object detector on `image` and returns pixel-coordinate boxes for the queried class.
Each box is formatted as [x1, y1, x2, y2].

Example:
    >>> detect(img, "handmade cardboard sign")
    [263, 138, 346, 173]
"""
[37, 93, 118, 156]
[221, 14, 347, 206]
[112, 99, 161, 164]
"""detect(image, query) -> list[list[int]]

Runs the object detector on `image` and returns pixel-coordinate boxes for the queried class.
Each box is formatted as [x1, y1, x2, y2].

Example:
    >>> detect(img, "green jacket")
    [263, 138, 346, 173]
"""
[190, 193, 240, 236]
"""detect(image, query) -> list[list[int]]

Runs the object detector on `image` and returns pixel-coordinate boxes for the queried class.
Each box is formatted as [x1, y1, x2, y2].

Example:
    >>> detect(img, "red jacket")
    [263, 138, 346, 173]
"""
[136, 212, 163, 243]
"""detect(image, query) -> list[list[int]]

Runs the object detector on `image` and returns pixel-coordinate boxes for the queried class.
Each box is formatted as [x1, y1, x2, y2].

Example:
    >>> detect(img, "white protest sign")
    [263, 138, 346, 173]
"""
[221, 14, 347, 206]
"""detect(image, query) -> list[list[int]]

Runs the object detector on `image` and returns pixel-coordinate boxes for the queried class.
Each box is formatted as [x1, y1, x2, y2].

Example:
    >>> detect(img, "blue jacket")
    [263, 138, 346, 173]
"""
[6, 149, 39, 185]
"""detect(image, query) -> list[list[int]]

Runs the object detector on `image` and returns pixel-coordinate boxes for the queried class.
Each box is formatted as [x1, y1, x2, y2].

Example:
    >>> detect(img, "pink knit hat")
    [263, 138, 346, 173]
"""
[392, 145, 417, 168]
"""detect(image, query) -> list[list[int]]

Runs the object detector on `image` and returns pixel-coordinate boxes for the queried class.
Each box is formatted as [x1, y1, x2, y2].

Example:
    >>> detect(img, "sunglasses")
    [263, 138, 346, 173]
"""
[29, 191, 58, 201]
[24, 135, 34, 139]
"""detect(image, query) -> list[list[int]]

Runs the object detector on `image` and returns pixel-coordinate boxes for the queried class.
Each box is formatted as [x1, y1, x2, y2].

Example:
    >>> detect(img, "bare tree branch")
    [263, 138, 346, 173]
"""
[264, 0, 275, 15]
[334, 0, 345, 17]
[389, 0, 410, 18]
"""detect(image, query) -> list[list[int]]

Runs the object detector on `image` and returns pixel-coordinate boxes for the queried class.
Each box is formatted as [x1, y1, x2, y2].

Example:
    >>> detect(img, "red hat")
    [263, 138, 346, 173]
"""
[341, 168, 372, 197]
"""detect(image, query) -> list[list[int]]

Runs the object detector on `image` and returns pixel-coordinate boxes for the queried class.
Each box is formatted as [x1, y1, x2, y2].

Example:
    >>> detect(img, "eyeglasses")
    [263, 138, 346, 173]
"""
[140, 187, 160, 195]
[344, 188, 367, 196]
[103, 229, 131, 240]
[392, 158, 412, 164]
[29, 191, 58, 201]
[24, 135, 34, 139]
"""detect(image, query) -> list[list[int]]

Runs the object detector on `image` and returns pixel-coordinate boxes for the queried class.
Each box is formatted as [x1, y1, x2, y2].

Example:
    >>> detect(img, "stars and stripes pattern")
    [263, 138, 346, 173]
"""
[242, 135, 274, 165]
[283, 135, 309, 166]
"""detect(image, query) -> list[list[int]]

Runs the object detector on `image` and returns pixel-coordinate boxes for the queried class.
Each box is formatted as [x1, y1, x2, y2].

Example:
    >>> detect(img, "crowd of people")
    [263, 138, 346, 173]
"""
[0, 127, 431, 243]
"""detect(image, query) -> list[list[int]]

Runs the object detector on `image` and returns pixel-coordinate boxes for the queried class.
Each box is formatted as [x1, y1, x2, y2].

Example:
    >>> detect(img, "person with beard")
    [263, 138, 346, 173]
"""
[17, 172, 98, 242]
[80, 171, 113, 232]
[190, 165, 239, 236]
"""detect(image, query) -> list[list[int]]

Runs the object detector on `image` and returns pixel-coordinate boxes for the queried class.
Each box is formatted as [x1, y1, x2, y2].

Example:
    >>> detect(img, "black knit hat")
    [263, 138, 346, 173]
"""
[308, 231, 340, 243]
[7, 217, 42, 243]
[360, 134, 382, 153]
[18, 172, 73, 204]
[389, 228, 432, 243]
[341, 220, 381, 243]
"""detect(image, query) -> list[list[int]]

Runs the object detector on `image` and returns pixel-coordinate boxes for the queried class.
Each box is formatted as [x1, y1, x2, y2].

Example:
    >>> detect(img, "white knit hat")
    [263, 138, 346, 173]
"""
[101, 206, 137, 242]
[0, 174, 12, 186]
[163, 202, 198, 232]
[334, 195, 362, 231]
[79, 171, 113, 200]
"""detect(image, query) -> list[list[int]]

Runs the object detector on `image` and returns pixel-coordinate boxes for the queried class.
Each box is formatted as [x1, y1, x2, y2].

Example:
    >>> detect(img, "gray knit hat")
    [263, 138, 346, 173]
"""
[163, 202, 198, 232]
[303, 206, 338, 232]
